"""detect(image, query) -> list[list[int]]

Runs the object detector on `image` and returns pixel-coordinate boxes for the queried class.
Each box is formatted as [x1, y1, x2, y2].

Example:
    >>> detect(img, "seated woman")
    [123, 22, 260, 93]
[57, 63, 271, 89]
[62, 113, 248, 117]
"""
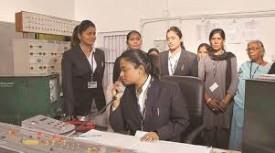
[109, 49, 189, 142]
[229, 40, 271, 151]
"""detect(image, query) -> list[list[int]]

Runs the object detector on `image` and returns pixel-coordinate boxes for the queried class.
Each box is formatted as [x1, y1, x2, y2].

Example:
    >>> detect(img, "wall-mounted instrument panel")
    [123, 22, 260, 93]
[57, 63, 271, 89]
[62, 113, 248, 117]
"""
[16, 11, 80, 36]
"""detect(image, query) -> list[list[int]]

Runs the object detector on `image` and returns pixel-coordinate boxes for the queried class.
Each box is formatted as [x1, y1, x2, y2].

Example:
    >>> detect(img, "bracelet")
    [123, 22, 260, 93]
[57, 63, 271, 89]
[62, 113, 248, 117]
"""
[206, 98, 212, 103]
[111, 105, 117, 112]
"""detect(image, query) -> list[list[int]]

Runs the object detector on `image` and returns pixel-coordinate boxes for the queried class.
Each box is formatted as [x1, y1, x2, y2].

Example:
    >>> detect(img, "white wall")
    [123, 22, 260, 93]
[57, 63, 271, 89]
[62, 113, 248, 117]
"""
[166, 0, 275, 16]
[142, 17, 275, 66]
[75, 0, 275, 32]
[75, 0, 275, 64]
[0, 0, 76, 75]
[0, 0, 75, 22]
[75, 0, 168, 32]
[1, 0, 274, 65]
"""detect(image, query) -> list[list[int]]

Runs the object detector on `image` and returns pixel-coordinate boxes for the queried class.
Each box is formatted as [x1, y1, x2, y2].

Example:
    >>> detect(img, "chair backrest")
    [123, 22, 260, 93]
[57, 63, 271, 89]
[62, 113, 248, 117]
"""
[163, 75, 204, 129]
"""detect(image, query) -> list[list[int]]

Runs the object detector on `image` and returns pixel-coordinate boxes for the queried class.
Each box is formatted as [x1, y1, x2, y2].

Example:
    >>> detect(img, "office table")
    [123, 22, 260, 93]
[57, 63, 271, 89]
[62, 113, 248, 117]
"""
[77, 129, 241, 153]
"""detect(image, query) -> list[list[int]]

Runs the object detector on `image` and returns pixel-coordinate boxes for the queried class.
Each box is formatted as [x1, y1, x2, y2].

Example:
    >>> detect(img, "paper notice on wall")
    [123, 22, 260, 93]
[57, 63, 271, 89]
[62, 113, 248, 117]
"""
[154, 40, 167, 51]
[196, 21, 219, 43]
[223, 21, 242, 44]
[196, 24, 205, 42]
[243, 20, 260, 41]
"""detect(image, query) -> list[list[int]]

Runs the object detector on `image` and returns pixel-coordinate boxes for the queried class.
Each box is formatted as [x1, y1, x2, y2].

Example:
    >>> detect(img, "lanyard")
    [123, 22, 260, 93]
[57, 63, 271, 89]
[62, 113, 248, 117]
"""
[90, 53, 94, 75]
[80, 45, 95, 78]
[211, 60, 217, 79]
[169, 57, 178, 75]
[87, 53, 95, 82]
[250, 61, 260, 79]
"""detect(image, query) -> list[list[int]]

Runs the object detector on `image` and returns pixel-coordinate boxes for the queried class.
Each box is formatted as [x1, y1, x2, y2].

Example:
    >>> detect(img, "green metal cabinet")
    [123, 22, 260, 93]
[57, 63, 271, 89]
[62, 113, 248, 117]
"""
[0, 74, 61, 125]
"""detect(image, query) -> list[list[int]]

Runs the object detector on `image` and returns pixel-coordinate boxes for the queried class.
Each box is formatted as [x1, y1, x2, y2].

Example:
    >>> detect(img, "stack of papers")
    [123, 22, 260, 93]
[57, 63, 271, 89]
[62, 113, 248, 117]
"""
[76, 129, 211, 153]
[254, 74, 275, 81]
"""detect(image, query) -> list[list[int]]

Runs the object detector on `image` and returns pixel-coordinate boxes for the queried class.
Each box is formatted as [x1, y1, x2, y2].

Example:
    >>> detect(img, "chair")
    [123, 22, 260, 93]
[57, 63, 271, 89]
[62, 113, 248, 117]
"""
[163, 75, 204, 144]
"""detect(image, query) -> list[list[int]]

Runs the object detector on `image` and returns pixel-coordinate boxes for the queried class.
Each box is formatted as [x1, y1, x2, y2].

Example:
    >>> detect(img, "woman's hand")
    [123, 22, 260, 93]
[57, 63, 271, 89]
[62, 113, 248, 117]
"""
[207, 99, 224, 113]
[111, 81, 125, 110]
[141, 132, 159, 142]
[216, 100, 229, 112]
[205, 93, 224, 113]
[216, 94, 233, 112]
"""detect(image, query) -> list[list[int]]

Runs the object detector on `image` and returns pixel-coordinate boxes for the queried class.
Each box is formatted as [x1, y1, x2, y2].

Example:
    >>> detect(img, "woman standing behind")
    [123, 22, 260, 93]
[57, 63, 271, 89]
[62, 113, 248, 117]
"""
[62, 20, 106, 119]
[197, 43, 211, 61]
[229, 40, 271, 151]
[147, 48, 161, 79]
[160, 26, 198, 77]
[113, 30, 142, 83]
[198, 28, 237, 149]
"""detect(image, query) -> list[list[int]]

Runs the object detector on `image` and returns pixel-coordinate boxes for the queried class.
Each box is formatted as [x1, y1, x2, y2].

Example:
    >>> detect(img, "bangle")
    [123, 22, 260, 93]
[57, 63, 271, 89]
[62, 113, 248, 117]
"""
[206, 98, 212, 103]
[111, 105, 117, 111]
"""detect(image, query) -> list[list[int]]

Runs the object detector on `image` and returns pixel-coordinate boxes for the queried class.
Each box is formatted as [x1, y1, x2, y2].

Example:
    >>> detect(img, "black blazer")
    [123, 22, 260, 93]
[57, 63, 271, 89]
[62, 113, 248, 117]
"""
[109, 79, 189, 142]
[160, 49, 198, 77]
[269, 62, 275, 74]
[62, 45, 106, 115]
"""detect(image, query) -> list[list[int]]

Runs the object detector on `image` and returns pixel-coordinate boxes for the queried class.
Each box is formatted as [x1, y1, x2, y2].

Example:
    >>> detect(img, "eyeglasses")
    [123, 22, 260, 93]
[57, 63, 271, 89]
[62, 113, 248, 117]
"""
[246, 47, 261, 51]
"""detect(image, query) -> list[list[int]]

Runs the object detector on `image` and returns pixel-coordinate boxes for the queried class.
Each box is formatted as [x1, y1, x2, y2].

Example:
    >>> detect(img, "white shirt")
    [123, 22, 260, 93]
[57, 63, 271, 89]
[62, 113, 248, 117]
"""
[87, 47, 97, 73]
[136, 75, 152, 114]
[168, 49, 181, 75]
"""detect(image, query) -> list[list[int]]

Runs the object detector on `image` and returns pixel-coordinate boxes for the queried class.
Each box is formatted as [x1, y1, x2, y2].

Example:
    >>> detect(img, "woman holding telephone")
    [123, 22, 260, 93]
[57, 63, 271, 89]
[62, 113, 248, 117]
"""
[109, 49, 189, 142]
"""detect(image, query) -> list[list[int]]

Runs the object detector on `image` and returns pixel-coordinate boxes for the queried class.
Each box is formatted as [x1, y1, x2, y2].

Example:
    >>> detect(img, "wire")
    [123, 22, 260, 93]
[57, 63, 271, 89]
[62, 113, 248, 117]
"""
[91, 99, 114, 117]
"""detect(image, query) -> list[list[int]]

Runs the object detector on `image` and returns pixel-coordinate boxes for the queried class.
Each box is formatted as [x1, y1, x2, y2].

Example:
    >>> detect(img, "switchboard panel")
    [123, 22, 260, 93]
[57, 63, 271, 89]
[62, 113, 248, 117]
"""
[15, 11, 80, 36]
[12, 39, 70, 75]
[22, 115, 75, 135]
[0, 122, 136, 153]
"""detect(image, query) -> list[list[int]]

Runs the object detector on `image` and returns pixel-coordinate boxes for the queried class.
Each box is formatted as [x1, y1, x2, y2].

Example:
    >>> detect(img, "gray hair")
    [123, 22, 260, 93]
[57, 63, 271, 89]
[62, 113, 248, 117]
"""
[247, 40, 265, 57]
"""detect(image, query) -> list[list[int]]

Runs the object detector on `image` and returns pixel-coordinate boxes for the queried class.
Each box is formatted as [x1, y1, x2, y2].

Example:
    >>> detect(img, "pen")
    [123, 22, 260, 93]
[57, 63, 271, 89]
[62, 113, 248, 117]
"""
[80, 134, 101, 137]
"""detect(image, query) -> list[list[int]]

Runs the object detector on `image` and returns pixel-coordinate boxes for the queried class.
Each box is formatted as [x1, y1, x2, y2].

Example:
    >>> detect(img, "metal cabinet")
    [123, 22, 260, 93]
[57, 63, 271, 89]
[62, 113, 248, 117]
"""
[243, 79, 275, 153]
[12, 39, 70, 75]
[0, 74, 61, 125]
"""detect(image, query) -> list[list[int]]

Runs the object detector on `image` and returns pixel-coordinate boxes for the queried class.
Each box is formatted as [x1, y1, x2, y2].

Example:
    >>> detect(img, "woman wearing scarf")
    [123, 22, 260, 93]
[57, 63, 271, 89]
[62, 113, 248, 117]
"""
[198, 28, 238, 149]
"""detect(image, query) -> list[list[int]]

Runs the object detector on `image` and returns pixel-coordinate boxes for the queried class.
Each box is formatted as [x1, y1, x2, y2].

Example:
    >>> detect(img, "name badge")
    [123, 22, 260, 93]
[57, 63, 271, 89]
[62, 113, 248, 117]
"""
[209, 82, 219, 92]
[88, 81, 97, 89]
